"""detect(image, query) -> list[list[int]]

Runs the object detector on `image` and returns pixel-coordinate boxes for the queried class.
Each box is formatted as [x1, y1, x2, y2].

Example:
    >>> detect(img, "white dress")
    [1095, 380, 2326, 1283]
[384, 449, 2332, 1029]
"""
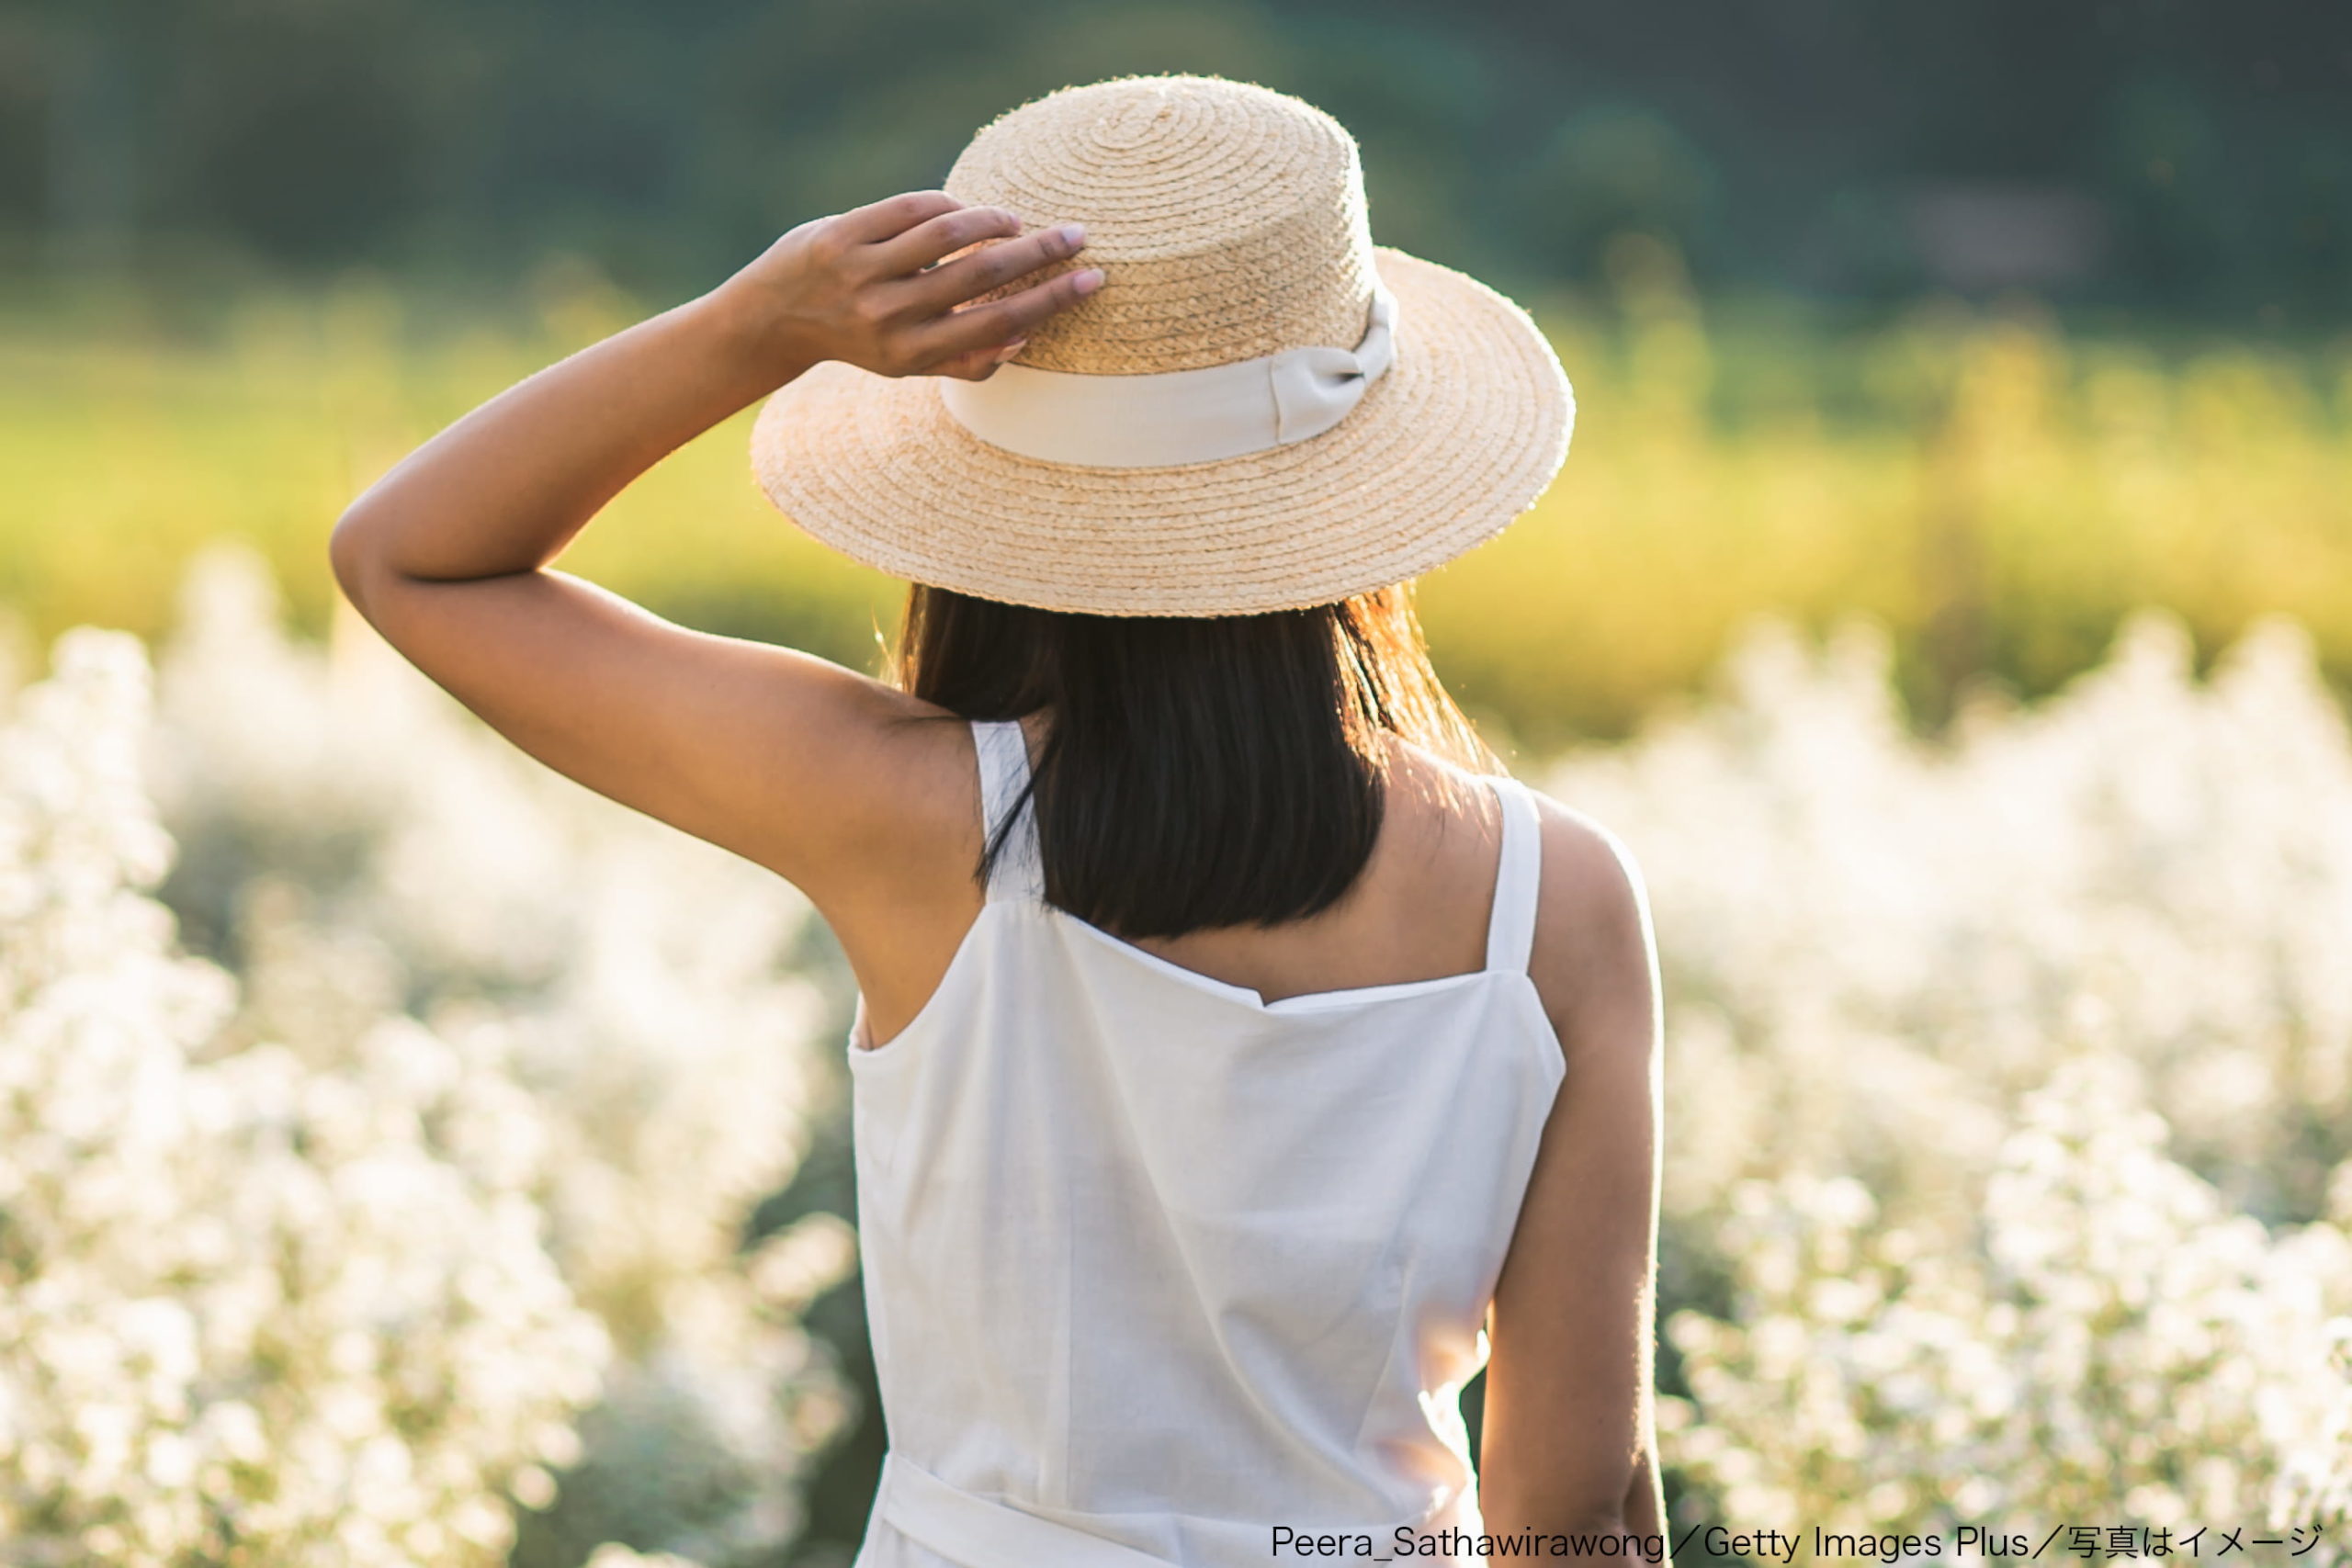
[845, 718, 1565, 1567]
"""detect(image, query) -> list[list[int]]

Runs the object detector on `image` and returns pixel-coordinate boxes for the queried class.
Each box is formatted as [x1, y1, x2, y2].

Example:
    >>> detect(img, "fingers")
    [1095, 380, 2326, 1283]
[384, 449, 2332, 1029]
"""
[820, 187, 1103, 378]
[910, 266, 1104, 365]
[868, 202, 1030, 276]
[832, 189, 962, 246]
[899, 221, 1088, 314]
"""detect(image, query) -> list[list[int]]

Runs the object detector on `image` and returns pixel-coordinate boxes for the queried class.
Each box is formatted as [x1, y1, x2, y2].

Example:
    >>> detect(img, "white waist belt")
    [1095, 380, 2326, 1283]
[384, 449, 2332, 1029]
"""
[875, 1452, 1174, 1567]
[871, 1450, 1478, 1567]
[939, 283, 1397, 468]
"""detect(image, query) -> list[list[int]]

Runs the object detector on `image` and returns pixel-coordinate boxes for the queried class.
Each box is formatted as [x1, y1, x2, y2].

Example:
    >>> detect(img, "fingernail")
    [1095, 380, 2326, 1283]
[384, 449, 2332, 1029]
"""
[994, 338, 1028, 364]
[1056, 223, 1087, 250]
[1072, 267, 1105, 295]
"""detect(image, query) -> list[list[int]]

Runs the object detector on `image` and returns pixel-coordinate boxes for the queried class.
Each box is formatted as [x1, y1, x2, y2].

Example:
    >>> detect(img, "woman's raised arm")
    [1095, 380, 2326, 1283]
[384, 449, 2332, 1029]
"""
[1478, 797, 1668, 1560]
[327, 194, 1095, 892]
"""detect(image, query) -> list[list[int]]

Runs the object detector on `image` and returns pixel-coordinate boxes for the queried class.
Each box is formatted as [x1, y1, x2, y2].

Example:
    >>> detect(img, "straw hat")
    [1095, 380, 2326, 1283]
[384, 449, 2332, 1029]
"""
[749, 74, 1573, 617]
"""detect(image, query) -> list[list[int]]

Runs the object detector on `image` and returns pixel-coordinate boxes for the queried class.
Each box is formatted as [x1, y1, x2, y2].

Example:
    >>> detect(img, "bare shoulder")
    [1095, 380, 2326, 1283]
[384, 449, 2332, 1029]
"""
[784, 683, 986, 903]
[1387, 742, 1657, 1066]
[1521, 783, 1661, 1068]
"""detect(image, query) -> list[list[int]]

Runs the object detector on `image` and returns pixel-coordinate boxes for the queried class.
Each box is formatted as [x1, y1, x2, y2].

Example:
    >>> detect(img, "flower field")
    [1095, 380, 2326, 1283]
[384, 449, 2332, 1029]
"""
[5, 539, 2348, 1562]
[2, 548, 855, 1565]
[1543, 610, 2352, 1550]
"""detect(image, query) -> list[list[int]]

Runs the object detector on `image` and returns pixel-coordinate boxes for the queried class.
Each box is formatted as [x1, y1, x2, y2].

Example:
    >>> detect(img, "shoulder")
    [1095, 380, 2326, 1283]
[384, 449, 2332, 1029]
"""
[1521, 782, 1661, 1069]
[746, 677, 984, 907]
[1389, 742, 1657, 1066]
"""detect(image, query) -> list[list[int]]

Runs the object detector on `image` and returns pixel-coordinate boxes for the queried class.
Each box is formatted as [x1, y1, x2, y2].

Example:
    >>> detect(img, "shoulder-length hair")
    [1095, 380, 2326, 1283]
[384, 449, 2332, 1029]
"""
[890, 581, 1497, 939]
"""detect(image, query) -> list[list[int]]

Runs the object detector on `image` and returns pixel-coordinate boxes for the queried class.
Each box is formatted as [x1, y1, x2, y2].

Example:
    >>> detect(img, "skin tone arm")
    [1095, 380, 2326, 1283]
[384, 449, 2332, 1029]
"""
[1478, 801, 1668, 1561]
[328, 193, 1099, 1020]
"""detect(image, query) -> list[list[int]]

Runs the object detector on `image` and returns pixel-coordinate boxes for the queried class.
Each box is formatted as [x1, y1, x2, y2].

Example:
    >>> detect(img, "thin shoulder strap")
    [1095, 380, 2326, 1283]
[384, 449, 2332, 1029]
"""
[1484, 774, 1544, 975]
[972, 718, 1045, 904]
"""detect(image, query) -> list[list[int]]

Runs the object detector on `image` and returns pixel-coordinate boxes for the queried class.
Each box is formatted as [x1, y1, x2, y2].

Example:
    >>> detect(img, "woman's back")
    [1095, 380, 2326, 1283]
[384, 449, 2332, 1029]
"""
[329, 71, 1665, 1568]
[848, 718, 1566, 1567]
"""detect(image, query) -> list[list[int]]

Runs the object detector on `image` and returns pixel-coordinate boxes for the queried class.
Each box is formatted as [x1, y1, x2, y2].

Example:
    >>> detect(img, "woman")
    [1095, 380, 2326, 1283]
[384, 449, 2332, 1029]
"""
[333, 74, 1665, 1568]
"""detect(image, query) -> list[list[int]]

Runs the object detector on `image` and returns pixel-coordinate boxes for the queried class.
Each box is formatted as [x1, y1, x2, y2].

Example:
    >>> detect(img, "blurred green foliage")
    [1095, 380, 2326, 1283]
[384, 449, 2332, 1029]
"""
[7, 0, 2348, 739]
[3, 0, 2348, 323]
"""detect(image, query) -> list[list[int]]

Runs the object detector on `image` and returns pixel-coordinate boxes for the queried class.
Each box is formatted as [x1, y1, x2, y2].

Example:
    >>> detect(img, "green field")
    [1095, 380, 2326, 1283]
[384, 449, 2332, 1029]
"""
[8, 256, 2350, 748]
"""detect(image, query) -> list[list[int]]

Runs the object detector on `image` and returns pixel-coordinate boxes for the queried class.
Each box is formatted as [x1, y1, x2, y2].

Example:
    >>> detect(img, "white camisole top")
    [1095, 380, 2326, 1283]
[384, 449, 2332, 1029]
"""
[845, 718, 1566, 1568]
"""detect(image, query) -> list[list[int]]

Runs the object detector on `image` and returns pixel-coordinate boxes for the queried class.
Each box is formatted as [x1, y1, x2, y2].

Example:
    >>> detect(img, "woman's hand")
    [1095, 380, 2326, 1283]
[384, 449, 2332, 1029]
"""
[707, 189, 1100, 387]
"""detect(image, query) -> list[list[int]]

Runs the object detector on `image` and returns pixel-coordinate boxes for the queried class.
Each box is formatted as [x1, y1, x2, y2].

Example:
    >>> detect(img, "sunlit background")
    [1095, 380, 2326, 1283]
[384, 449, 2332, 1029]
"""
[5, 3, 2351, 1564]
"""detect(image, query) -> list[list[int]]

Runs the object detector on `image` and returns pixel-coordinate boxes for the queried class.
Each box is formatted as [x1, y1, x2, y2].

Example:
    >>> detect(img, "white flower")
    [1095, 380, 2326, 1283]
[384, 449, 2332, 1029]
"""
[3, 548, 854, 1564]
[1584, 616, 2352, 1551]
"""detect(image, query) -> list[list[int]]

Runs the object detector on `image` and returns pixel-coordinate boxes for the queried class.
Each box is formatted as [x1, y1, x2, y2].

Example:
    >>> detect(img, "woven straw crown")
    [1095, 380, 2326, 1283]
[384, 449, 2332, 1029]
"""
[748, 73, 1575, 617]
[946, 76, 1379, 374]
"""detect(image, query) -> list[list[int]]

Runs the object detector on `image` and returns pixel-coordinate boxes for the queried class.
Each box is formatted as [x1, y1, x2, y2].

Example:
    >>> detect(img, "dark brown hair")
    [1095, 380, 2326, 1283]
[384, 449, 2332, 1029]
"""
[891, 581, 1496, 939]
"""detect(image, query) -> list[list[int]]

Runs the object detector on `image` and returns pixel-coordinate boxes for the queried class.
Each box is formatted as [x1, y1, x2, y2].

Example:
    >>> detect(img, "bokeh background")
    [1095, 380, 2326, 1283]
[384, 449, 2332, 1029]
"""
[5, 3, 2352, 1565]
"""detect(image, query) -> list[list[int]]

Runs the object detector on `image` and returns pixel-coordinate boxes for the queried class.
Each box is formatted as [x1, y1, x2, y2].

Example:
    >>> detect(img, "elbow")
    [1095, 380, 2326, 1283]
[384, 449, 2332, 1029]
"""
[1542, 1515, 1654, 1567]
[1480, 1515, 1648, 1566]
[1478, 1453, 1646, 1539]
[328, 508, 383, 612]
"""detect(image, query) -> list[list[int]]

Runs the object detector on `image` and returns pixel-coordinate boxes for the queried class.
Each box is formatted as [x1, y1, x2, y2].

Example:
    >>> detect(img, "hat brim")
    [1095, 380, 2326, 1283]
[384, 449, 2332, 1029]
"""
[747, 247, 1573, 617]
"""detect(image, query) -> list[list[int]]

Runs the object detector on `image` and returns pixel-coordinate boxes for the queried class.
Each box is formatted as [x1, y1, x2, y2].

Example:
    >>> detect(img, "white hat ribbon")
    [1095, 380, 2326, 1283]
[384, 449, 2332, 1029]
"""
[940, 282, 1396, 468]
